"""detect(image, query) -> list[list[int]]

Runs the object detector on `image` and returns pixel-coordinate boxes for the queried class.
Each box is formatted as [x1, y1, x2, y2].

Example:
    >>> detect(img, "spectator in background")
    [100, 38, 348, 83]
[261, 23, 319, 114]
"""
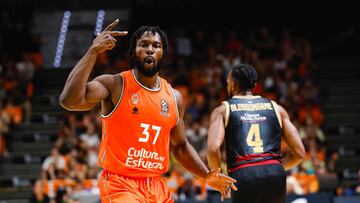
[192, 30, 207, 63]
[41, 148, 67, 180]
[292, 166, 319, 195]
[0, 99, 11, 156]
[16, 53, 35, 124]
[327, 152, 339, 174]
[287, 170, 305, 195]
[79, 121, 100, 149]
[299, 116, 325, 144]
[175, 28, 192, 58]
[226, 31, 242, 56]
[29, 180, 50, 203]
[187, 92, 208, 122]
[298, 102, 324, 126]
[186, 122, 207, 152]
[177, 173, 202, 201]
[3, 95, 23, 125]
[356, 170, 360, 195]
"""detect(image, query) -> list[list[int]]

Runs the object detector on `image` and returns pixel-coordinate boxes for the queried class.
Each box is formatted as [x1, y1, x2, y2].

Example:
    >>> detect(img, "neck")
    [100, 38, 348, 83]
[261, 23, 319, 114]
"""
[235, 90, 253, 96]
[134, 69, 160, 90]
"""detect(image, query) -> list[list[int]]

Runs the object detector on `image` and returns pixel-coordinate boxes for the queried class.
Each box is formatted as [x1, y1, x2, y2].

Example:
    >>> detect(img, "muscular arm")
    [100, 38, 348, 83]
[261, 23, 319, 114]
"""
[207, 104, 226, 171]
[59, 19, 127, 111]
[170, 89, 209, 179]
[278, 105, 305, 170]
[59, 49, 111, 111]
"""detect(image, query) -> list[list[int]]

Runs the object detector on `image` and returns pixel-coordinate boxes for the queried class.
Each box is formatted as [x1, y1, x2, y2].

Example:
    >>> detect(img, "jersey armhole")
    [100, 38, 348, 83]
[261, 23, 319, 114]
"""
[270, 101, 282, 128]
[101, 74, 124, 118]
[169, 84, 180, 126]
[222, 101, 230, 128]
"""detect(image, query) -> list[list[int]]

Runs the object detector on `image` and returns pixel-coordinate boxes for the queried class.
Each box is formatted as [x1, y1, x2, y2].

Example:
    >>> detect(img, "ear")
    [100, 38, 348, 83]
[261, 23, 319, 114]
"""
[231, 81, 237, 91]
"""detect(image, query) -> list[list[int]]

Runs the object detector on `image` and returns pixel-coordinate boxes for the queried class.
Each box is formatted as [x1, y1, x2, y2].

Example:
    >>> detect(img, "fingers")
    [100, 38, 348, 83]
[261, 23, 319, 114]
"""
[104, 19, 119, 31]
[106, 35, 117, 44]
[106, 41, 116, 50]
[229, 182, 238, 191]
[220, 188, 231, 201]
[110, 31, 128, 37]
[225, 189, 232, 198]
[219, 174, 237, 183]
[218, 174, 238, 191]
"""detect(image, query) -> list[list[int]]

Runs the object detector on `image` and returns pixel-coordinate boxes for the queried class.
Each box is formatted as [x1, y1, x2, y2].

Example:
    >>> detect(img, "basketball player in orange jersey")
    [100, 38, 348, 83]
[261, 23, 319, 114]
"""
[59, 19, 237, 202]
[207, 64, 305, 203]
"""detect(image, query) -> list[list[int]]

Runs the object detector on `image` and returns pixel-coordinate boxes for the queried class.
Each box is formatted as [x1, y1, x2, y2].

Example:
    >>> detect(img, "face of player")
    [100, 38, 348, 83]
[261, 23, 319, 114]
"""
[135, 31, 164, 77]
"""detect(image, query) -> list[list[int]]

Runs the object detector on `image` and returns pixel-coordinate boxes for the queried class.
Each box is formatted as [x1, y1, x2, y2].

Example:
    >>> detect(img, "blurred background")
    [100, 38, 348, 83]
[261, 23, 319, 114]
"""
[0, 0, 359, 203]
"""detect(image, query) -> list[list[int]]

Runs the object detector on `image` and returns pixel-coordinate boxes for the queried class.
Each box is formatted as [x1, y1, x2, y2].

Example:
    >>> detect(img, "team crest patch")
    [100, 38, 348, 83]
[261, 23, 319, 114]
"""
[160, 99, 170, 116]
[131, 93, 139, 105]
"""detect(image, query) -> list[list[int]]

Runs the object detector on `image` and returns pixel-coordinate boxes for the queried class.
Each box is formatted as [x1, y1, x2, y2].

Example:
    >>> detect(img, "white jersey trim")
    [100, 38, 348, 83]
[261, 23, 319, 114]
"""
[271, 101, 282, 128]
[169, 85, 180, 126]
[101, 74, 124, 118]
[132, 69, 161, 92]
[222, 101, 230, 127]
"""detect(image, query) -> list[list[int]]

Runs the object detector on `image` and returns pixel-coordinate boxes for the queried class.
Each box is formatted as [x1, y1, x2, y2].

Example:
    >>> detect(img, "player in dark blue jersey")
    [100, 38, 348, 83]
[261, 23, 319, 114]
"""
[207, 64, 305, 203]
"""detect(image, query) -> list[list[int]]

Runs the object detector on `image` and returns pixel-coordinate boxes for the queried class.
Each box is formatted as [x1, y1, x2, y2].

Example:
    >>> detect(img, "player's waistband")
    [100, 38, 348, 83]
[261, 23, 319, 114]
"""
[235, 153, 280, 162]
[228, 153, 281, 173]
[228, 159, 280, 173]
[102, 169, 162, 182]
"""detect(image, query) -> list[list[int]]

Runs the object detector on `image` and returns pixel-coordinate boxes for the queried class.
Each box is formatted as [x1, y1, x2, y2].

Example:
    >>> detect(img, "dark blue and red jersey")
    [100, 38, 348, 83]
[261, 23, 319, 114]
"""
[223, 95, 282, 173]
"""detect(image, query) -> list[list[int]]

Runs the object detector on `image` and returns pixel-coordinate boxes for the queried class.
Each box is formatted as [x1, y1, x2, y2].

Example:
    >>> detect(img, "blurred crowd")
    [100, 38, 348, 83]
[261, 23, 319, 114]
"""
[0, 6, 41, 157]
[1, 14, 360, 203]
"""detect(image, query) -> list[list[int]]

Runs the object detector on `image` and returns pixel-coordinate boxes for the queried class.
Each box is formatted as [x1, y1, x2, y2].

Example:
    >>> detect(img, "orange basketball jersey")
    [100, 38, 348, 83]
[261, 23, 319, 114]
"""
[98, 69, 179, 178]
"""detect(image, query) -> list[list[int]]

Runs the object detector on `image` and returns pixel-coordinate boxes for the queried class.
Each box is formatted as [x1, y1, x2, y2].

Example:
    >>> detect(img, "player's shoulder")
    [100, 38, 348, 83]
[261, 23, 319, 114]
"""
[212, 102, 227, 116]
[169, 87, 183, 106]
[94, 73, 122, 82]
[92, 73, 124, 97]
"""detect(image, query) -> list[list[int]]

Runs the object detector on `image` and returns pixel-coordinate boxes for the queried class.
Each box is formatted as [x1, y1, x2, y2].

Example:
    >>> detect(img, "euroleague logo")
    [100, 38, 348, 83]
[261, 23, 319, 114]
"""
[160, 99, 170, 116]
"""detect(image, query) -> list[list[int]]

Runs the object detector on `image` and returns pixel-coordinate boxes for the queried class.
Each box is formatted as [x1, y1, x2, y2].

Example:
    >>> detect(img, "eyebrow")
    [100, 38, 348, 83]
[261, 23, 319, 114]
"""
[138, 38, 162, 44]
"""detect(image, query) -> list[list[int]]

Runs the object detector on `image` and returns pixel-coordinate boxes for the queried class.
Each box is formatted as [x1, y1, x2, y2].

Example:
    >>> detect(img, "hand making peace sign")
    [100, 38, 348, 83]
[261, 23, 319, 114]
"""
[91, 19, 128, 54]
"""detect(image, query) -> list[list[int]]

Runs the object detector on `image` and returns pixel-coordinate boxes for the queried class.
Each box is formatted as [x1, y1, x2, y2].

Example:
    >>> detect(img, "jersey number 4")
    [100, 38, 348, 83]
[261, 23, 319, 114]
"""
[138, 123, 162, 145]
[246, 124, 264, 153]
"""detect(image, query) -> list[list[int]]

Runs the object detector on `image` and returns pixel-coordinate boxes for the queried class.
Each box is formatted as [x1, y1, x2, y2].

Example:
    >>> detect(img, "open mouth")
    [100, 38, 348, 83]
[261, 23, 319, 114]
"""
[144, 57, 155, 65]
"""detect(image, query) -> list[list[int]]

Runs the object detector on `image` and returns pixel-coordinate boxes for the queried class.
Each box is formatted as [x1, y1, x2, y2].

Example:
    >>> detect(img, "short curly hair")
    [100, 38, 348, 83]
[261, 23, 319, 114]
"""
[231, 64, 258, 90]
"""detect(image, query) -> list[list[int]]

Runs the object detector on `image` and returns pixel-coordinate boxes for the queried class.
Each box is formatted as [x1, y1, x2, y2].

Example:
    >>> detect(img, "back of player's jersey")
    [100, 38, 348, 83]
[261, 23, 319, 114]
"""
[224, 95, 282, 172]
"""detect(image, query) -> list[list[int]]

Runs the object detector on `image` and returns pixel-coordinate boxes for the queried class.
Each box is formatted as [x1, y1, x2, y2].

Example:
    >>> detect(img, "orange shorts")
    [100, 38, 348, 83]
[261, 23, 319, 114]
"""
[98, 170, 174, 203]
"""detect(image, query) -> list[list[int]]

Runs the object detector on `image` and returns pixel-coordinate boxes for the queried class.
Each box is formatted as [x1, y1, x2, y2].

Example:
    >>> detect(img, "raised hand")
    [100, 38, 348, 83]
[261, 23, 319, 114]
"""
[205, 168, 237, 201]
[91, 19, 128, 54]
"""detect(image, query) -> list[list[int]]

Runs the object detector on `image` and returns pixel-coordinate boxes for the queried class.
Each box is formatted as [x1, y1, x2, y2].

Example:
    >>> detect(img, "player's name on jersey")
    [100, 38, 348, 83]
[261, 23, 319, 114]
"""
[230, 103, 273, 112]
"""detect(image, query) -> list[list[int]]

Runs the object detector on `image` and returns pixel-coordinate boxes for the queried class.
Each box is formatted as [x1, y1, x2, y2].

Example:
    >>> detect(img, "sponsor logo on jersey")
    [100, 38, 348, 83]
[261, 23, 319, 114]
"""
[132, 107, 139, 114]
[125, 147, 165, 170]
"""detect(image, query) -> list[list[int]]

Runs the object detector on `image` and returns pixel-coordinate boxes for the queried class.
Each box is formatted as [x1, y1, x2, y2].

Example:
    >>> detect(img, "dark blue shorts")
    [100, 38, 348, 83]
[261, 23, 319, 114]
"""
[229, 163, 286, 203]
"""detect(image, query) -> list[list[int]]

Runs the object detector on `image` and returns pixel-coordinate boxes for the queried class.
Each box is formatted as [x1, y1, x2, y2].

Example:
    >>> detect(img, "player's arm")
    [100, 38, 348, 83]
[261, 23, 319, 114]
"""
[170, 89, 237, 196]
[278, 104, 305, 170]
[207, 104, 226, 171]
[170, 89, 210, 179]
[59, 19, 127, 111]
